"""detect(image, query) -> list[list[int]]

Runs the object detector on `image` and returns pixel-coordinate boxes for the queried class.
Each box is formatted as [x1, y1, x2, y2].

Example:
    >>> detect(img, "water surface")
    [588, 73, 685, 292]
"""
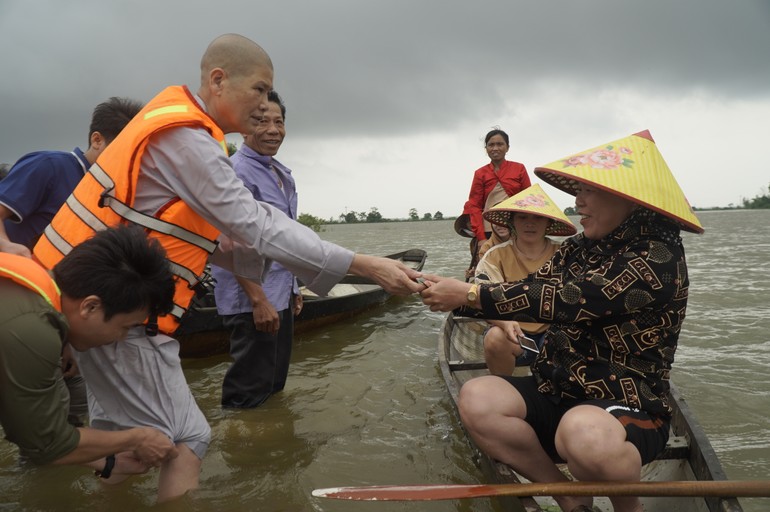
[1, 210, 768, 511]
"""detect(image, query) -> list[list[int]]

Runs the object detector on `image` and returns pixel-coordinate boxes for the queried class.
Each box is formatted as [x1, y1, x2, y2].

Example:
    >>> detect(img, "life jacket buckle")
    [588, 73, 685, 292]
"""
[145, 315, 159, 337]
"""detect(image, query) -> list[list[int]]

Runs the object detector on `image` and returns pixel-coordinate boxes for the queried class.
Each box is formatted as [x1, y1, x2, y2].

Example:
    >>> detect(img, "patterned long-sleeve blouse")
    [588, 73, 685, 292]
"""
[469, 208, 689, 418]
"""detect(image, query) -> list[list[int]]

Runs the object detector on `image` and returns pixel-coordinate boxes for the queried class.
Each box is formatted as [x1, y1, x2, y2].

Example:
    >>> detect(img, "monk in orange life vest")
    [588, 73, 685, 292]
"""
[34, 33, 424, 502]
[0, 226, 177, 479]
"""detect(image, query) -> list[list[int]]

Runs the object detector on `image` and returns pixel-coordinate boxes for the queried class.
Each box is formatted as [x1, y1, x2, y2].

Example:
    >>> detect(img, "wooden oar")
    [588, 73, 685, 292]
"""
[312, 480, 770, 501]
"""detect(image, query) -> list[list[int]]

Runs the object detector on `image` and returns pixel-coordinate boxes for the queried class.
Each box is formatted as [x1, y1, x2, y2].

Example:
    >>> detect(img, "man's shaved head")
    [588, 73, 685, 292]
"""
[200, 33, 273, 84]
[197, 33, 274, 134]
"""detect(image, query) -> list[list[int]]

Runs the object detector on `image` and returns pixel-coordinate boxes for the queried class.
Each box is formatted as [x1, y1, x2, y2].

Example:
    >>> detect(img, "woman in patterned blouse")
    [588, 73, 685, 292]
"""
[421, 131, 704, 512]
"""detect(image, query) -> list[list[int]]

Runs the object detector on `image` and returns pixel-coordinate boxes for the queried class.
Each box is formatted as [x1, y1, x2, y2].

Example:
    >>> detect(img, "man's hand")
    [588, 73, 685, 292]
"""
[348, 254, 423, 295]
[419, 274, 475, 311]
[293, 293, 303, 316]
[252, 299, 279, 334]
[93, 451, 152, 485]
[133, 427, 178, 467]
[60, 344, 79, 378]
[112, 451, 151, 475]
[236, 276, 279, 334]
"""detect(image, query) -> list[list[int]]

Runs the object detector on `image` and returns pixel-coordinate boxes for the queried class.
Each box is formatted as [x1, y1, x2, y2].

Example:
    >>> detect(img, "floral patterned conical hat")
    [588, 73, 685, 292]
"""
[533, 130, 704, 234]
[483, 184, 577, 236]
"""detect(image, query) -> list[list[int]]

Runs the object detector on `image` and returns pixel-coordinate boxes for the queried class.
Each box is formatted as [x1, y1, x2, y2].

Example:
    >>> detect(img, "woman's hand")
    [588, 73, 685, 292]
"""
[419, 274, 475, 311]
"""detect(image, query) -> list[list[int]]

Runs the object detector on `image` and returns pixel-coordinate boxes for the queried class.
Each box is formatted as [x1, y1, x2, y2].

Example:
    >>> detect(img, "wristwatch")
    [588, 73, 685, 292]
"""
[95, 454, 116, 479]
[466, 284, 479, 307]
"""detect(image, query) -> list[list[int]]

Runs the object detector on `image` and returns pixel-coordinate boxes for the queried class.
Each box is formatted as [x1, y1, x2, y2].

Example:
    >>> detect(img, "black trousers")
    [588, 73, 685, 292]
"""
[221, 308, 294, 408]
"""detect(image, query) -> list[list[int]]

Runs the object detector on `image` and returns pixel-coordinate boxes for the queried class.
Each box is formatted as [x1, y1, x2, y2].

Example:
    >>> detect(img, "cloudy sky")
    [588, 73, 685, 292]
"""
[1, 0, 768, 221]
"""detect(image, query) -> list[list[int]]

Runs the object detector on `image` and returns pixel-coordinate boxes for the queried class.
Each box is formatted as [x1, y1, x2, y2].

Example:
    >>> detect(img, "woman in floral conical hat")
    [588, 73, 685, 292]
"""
[422, 130, 703, 512]
[474, 184, 576, 375]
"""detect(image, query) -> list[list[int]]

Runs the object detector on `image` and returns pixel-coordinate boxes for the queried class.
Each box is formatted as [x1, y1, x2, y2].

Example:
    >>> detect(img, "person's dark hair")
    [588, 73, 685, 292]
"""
[89, 97, 144, 145]
[268, 90, 286, 120]
[53, 225, 175, 321]
[484, 128, 509, 147]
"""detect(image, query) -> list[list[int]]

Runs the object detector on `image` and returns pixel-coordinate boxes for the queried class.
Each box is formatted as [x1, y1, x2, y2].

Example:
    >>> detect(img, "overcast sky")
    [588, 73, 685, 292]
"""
[1, 0, 768, 221]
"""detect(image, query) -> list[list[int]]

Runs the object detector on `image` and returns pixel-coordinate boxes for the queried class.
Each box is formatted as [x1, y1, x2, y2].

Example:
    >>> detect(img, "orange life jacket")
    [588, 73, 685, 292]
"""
[34, 85, 225, 334]
[0, 252, 61, 312]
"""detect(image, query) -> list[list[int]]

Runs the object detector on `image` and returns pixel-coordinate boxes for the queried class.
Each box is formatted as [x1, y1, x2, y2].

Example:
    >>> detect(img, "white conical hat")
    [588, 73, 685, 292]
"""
[534, 130, 704, 234]
[483, 184, 577, 237]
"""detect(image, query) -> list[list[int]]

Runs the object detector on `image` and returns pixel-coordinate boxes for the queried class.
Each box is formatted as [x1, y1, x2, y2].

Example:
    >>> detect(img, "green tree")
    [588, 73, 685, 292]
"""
[422, 212, 432, 221]
[564, 206, 577, 216]
[226, 142, 238, 156]
[298, 213, 324, 232]
[341, 211, 359, 223]
[366, 207, 383, 223]
[408, 208, 419, 221]
[742, 183, 770, 209]
[433, 211, 443, 220]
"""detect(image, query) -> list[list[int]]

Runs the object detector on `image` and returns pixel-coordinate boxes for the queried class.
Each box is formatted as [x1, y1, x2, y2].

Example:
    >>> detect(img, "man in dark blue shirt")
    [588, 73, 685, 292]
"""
[0, 97, 143, 256]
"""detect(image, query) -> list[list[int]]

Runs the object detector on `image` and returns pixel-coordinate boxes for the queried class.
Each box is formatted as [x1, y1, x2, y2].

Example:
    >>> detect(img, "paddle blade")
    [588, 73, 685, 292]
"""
[312, 480, 770, 501]
[312, 484, 494, 501]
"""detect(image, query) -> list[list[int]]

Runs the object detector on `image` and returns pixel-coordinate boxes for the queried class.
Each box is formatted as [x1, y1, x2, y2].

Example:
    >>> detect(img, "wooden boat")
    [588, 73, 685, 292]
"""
[175, 248, 427, 358]
[438, 313, 745, 512]
[295, 248, 427, 330]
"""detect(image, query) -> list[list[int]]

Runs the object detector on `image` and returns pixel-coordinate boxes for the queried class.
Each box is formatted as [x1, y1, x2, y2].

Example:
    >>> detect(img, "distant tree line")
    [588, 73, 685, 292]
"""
[740, 183, 770, 209]
[335, 207, 383, 223]
[330, 207, 445, 224]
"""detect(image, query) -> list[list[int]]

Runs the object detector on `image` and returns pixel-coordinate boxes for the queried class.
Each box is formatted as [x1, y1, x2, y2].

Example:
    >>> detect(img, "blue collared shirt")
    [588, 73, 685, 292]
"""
[212, 144, 299, 314]
[0, 147, 88, 248]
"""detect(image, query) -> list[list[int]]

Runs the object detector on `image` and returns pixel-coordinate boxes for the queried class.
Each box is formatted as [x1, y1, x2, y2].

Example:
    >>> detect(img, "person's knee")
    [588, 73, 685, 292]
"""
[556, 406, 633, 470]
[458, 378, 494, 427]
[483, 328, 507, 356]
[458, 377, 522, 431]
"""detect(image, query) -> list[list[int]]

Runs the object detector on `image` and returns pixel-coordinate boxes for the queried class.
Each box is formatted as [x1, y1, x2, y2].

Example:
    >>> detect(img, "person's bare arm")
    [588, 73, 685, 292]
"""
[0, 204, 30, 257]
[419, 274, 477, 311]
[52, 426, 178, 468]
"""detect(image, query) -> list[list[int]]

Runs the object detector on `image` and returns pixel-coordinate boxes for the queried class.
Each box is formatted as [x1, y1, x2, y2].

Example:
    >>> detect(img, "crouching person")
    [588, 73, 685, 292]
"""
[0, 226, 178, 488]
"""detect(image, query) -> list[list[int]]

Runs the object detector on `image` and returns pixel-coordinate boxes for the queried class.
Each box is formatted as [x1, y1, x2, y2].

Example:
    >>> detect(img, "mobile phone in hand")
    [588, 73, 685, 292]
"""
[518, 334, 540, 354]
